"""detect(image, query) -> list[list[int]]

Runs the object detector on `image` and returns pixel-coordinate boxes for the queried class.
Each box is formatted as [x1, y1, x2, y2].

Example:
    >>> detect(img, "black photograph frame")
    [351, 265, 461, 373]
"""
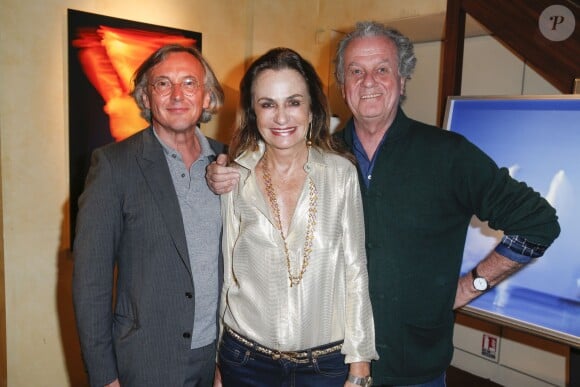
[67, 9, 202, 240]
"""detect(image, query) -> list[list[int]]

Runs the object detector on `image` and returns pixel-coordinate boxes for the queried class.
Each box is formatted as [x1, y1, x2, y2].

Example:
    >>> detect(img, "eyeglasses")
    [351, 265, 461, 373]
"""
[149, 77, 202, 96]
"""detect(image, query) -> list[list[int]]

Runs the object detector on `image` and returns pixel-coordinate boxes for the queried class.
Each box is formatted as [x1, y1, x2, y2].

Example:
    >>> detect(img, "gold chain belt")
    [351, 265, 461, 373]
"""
[225, 327, 343, 363]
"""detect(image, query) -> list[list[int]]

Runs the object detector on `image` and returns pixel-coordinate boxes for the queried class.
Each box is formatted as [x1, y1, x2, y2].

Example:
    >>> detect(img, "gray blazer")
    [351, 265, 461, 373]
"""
[72, 127, 225, 387]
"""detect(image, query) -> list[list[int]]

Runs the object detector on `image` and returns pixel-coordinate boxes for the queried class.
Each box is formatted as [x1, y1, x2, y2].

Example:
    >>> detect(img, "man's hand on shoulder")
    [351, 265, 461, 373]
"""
[206, 153, 240, 194]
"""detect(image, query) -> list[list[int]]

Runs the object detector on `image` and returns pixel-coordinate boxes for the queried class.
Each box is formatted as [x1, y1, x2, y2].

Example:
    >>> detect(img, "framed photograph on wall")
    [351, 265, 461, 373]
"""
[67, 9, 202, 239]
[444, 95, 580, 347]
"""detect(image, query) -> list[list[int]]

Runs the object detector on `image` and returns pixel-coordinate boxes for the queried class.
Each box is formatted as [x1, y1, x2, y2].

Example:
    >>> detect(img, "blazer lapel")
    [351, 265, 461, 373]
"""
[137, 127, 192, 275]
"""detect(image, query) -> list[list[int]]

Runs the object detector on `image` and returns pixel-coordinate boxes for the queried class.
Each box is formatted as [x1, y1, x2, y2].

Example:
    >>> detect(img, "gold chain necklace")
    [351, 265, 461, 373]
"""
[262, 151, 317, 287]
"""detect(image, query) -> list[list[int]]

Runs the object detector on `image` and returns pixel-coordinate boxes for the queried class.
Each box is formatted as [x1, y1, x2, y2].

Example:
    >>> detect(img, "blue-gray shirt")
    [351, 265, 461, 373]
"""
[154, 127, 221, 349]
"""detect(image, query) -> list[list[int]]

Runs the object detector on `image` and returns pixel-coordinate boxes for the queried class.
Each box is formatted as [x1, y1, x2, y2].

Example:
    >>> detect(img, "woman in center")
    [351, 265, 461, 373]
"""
[217, 47, 378, 386]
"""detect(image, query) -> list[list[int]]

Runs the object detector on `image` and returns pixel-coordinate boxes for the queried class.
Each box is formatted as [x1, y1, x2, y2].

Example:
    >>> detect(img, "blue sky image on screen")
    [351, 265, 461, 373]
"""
[447, 97, 580, 340]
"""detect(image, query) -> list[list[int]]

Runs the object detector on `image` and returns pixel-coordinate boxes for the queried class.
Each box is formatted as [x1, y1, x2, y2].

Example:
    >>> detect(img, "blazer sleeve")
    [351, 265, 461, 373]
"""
[72, 147, 122, 386]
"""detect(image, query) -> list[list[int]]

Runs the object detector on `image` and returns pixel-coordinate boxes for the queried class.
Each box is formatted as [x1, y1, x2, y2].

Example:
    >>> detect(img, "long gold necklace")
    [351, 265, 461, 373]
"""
[262, 151, 317, 287]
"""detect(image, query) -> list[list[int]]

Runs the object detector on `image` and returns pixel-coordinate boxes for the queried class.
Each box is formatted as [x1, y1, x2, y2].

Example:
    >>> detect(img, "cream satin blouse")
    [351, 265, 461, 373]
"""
[220, 143, 378, 363]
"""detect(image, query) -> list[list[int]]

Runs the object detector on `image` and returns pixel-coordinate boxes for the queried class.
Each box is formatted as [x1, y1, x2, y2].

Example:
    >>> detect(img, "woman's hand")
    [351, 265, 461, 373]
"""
[344, 361, 371, 386]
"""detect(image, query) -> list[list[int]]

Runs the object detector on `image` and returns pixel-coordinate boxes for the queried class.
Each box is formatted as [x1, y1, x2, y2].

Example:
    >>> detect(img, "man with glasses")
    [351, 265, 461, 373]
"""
[73, 44, 225, 387]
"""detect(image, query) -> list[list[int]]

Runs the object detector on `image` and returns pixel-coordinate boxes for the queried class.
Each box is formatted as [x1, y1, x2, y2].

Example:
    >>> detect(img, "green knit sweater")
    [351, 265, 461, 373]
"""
[336, 108, 560, 385]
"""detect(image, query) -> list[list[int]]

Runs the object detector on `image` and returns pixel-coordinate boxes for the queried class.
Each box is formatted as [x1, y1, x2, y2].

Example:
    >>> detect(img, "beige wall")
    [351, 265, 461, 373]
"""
[0, 2, 250, 385]
[1, 1, 452, 385]
[0, 0, 561, 386]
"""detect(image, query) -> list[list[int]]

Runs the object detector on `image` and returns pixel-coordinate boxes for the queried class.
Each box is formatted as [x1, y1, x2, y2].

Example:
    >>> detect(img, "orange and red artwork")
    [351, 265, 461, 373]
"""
[68, 9, 202, 236]
[72, 26, 197, 141]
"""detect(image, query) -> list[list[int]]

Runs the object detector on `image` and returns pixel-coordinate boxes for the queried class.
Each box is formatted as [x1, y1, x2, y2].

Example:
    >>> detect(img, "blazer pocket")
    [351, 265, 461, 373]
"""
[113, 312, 140, 341]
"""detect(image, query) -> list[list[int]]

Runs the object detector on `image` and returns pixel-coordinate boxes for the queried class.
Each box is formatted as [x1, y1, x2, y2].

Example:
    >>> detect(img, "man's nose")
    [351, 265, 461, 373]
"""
[363, 71, 376, 87]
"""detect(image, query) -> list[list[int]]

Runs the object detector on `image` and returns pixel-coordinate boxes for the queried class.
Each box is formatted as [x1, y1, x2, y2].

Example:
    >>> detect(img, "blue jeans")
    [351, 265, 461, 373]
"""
[377, 372, 446, 387]
[218, 328, 348, 387]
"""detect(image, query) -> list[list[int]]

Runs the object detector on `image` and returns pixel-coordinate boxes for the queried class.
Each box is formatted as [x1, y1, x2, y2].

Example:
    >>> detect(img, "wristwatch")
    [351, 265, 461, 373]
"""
[471, 266, 490, 291]
[347, 374, 373, 387]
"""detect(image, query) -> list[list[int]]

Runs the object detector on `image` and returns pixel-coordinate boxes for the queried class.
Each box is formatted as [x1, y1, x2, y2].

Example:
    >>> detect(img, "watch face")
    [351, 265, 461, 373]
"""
[473, 277, 488, 291]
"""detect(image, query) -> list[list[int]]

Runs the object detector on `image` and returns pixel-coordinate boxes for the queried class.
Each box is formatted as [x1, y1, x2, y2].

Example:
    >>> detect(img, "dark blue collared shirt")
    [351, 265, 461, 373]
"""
[351, 125, 388, 189]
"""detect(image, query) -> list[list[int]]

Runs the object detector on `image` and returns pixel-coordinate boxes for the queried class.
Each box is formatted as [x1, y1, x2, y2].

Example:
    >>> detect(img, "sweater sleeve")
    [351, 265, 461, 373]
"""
[454, 137, 560, 250]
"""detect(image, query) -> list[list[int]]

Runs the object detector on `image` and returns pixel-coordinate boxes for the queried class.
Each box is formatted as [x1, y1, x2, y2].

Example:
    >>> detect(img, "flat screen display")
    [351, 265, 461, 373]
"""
[444, 95, 580, 347]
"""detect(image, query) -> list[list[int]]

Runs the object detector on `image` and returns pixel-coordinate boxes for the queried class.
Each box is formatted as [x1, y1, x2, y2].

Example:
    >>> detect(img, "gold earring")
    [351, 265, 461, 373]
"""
[306, 122, 312, 146]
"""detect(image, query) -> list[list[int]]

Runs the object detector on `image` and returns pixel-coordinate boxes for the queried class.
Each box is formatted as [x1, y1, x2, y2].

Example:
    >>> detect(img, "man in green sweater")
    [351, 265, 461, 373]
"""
[207, 21, 560, 387]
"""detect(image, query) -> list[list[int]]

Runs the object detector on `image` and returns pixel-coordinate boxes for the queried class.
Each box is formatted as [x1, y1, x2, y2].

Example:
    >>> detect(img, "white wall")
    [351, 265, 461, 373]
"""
[453, 322, 568, 386]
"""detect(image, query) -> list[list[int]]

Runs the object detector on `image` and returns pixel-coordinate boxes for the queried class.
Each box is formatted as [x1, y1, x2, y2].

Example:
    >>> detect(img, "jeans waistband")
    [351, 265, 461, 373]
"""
[224, 326, 343, 363]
